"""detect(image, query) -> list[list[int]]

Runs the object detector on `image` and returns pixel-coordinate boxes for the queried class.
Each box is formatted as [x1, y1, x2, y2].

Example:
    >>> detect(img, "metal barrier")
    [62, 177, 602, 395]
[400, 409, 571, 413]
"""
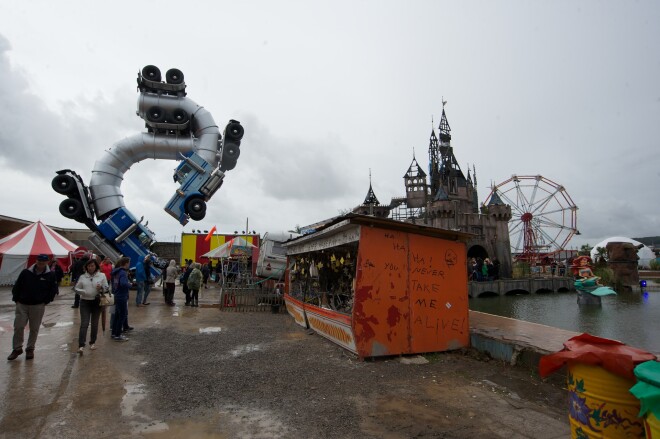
[219, 285, 285, 313]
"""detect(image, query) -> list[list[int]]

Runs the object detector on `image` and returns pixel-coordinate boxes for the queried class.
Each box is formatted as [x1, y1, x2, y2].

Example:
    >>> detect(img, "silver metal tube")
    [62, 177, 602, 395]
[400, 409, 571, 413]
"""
[90, 89, 222, 219]
[137, 93, 220, 164]
[89, 132, 194, 218]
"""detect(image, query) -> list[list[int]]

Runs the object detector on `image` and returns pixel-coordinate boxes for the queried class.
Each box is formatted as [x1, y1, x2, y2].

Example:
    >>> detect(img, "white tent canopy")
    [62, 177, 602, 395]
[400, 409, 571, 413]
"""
[202, 237, 257, 259]
[0, 221, 79, 285]
[590, 236, 656, 268]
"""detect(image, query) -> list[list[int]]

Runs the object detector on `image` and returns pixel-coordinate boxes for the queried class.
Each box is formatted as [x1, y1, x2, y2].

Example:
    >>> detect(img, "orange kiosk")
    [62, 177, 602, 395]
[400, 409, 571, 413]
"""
[283, 214, 472, 358]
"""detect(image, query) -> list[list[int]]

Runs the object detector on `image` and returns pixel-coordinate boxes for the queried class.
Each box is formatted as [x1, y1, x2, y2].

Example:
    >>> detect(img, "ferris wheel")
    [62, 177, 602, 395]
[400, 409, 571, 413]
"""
[484, 175, 578, 260]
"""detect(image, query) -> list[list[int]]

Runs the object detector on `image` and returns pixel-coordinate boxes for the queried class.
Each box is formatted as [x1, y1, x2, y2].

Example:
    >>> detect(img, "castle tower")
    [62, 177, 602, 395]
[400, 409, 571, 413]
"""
[353, 171, 390, 218]
[404, 155, 428, 209]
[375, 99, 513, 277]
[484, 184, 513, 277]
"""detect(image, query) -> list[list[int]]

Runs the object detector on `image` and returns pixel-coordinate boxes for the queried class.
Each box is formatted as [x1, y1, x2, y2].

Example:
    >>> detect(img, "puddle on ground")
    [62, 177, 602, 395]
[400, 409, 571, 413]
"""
[143, 417, 228, 438]
[199, 327, 222, 334]
[219, 405, 289, 438]
[51, 321, 74, 328]
[200, 304, 220, 308]
[122, 383, 146, 417]
[227, 344, 261, 358]
[122, 382, 169, 434]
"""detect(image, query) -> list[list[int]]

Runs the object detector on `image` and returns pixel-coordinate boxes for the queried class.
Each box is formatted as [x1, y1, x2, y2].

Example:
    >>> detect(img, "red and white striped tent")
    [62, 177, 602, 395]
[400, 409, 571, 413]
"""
[0, 221, 78, 285]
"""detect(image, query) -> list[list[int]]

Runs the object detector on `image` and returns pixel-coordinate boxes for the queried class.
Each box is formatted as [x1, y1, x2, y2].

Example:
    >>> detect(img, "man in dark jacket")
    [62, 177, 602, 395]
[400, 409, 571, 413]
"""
[110, 256, 131, 342]
[8, 254, 59, 361]
[181, 260, 193, 306]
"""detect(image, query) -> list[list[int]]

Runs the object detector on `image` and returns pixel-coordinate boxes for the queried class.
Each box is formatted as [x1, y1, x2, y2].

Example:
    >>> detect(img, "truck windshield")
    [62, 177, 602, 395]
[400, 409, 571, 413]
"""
[136, 230, 153, 248]
[173, 164, 192, 183]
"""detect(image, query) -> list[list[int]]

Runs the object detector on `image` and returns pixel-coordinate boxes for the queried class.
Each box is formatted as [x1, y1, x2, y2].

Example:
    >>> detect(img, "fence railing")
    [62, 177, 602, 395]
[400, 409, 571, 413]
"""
[219, 285, 285, 313]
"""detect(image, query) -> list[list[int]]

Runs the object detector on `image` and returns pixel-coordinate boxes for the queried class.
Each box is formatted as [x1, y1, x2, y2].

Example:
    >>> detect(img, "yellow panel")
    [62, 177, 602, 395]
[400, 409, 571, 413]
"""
[181, 234, 197, 266]
[208, 235, 227, 251]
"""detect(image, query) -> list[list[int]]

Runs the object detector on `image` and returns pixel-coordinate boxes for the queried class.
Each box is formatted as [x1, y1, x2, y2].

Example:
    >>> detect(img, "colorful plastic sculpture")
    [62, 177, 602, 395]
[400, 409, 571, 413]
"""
[571, 256, 616, 305]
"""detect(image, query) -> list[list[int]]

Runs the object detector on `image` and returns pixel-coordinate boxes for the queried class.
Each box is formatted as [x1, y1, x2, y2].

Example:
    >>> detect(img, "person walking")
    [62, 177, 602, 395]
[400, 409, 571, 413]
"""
[110, 257, 131, 342]
[164, 260, 178, 306]
[7, 254, 59, 361]
[70, 255, 89, 308]
[135, 255, 152, 307]
[181, 260, 193, 306]
[49, 260, 64, 285]
[187, 263, 203, 307]
[74, 259, 109, 354]
[201, 263, 210, 289]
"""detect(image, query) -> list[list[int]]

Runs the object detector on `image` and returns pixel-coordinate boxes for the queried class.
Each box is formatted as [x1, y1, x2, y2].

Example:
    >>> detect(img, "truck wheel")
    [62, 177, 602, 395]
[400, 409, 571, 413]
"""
[142, 65, 161, 82]
[171, 108, 189, 124]
[224, 121, 244, 141]
[186, 198, 206, 221]
[59, 199, 83, 219]
[147, 106, 165, 123]
[52, 175, 77, 195]
[220, 145, 240, 171]
[166, 68, 184, 85]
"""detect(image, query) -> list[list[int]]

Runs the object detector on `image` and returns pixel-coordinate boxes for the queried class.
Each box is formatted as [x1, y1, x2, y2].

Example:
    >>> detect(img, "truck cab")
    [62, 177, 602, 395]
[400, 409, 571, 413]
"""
[164, 151, 225, 226]
[93, 208, 163, 277]
[255, 232, 299, 279]
[164, 119, 243, 226]
[52, 170, 164, 276]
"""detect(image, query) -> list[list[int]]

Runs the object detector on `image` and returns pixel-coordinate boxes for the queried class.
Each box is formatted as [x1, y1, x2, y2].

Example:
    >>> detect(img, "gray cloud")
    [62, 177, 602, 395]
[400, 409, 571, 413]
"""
[0, 1, 659, 248]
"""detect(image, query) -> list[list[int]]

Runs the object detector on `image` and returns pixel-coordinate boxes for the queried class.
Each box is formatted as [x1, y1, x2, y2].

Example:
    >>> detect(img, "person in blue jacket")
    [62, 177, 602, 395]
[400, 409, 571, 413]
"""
[135, 255, 152, 307]
[110, 257, 131, 342]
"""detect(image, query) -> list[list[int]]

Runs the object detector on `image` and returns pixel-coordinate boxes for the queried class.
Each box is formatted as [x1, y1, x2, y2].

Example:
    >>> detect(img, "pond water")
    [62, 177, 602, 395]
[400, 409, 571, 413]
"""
[469, 289, 660, 354]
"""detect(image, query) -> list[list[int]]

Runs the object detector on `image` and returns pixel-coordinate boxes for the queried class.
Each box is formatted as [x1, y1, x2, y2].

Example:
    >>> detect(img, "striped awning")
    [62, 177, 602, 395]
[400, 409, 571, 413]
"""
[0, 221, 78, 257]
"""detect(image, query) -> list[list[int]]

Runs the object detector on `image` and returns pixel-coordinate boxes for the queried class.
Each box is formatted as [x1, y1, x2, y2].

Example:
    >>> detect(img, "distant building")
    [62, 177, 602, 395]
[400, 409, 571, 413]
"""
[352, 104, 513, 277]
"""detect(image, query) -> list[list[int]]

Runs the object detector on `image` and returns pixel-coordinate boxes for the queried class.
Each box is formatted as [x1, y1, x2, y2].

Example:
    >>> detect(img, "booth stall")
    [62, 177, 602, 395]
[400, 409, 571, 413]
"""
[284, 214, 472, 358]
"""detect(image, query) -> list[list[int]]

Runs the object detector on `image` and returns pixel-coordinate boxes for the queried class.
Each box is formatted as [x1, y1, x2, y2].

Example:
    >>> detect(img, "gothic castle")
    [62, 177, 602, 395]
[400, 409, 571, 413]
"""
[353, 105, 513, 277]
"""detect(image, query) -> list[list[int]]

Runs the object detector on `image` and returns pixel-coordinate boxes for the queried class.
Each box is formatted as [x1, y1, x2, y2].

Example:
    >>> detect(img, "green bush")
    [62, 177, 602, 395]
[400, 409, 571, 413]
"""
[593, 266, 616, 288]
[650, 259, 660, 270]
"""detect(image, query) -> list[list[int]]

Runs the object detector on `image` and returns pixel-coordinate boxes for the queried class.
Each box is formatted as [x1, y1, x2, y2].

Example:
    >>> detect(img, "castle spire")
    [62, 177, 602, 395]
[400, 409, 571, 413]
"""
[439, 98, 451, 143]
[362, 169, 380, 206]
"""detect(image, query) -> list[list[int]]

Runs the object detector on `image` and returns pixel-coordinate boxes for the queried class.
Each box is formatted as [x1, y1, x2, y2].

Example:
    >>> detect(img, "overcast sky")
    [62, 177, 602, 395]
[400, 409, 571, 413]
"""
[0, 1, 658, 251]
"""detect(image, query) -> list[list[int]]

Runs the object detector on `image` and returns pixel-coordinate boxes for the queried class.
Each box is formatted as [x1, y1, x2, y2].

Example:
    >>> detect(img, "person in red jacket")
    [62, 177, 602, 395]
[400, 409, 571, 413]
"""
[7, 254, 59, 361]
[100, 257, 113, 282]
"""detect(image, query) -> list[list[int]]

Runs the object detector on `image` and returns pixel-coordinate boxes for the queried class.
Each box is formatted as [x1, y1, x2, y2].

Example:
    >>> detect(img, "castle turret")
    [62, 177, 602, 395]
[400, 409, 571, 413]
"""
[404, 155, 428, 208]
[353, 171, 390, 218]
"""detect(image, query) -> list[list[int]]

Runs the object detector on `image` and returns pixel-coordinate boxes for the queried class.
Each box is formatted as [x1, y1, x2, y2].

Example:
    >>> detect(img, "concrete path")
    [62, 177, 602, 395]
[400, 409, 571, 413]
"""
[0, 285, 570, 438]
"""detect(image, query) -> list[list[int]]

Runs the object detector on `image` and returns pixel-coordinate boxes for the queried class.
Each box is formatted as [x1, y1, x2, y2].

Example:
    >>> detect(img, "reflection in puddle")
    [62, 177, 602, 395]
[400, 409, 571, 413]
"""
[122, 383, 145, 417]
[122, 382, 168, 433]
[228, 344, 261, 357]
[199, 327, 222, 334]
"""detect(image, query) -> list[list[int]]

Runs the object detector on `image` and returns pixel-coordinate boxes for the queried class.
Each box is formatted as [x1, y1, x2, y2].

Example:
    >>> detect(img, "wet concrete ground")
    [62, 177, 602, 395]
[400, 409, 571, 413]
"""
[0, 285, 570, 438]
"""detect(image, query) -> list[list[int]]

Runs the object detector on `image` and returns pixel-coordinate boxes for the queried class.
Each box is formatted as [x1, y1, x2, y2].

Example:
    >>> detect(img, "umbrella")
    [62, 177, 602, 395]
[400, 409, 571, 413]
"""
[202, 237, 257, 259]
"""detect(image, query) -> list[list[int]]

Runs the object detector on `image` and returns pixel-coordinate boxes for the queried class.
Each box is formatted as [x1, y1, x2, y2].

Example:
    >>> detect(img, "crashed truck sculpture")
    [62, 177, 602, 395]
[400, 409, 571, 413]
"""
[52, 65, 243, 276]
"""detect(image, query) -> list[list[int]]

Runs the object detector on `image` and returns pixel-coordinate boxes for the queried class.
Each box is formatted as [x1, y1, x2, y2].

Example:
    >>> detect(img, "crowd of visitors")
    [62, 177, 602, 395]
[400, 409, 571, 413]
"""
[469, 257, 500, 281]
[7, 251, 251, 361]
